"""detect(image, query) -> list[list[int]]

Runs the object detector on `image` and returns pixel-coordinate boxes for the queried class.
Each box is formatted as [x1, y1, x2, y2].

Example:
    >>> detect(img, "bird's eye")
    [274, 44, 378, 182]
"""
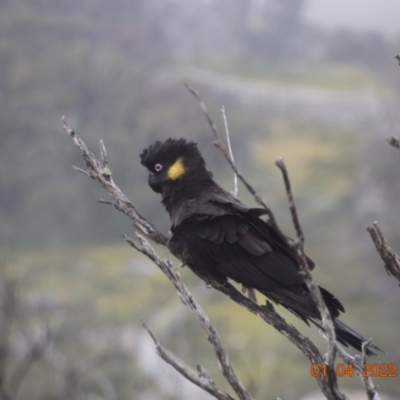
[154, 163, 163, 172]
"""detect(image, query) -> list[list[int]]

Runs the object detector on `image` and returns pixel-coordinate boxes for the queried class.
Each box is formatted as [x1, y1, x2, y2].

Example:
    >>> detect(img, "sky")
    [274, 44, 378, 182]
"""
[305, 0, 400, 37]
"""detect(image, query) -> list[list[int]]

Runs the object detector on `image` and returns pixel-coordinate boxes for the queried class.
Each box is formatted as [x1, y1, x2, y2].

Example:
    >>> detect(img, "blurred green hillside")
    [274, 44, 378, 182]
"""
[1, 0, 400, 399]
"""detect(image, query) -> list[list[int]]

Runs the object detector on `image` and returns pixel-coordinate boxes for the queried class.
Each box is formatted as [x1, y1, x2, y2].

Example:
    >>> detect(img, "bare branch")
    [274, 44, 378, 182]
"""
[124, 236, 342, 399]
[185, 84, 274, 219]
[99, 139, 109, 167]
[221, 106, 238, 198]
[360, 340, 380, 400]
[275, 158, 304, 245]
[367, 222, 400, 284]
[98, 199, 114, 206]
[221, 105, 255, 301]
[319, 328, 381, 400]
[275, 158, 343, 400]
[185, 84, 294, 256]
[142, 322, 235, 400]
[127, 233, 350, 400]
[62, 116, 168, 246]
[125, 234, 252, 400]
[72, 165, 92, 178]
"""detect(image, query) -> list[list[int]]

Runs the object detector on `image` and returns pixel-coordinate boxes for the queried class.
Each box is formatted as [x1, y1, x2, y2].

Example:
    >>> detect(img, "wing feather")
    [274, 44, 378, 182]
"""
[181, 211, 343, 321]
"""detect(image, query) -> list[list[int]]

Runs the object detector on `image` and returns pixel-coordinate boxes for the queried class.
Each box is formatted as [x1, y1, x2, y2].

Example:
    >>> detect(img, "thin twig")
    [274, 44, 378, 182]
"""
[275, 158, 304, 245]
[62, 116, 168, 246]
[275, 157, 343, 399]
[360, 340, 380, 400]
[185, 84, 294, 253]
[221, 106, 238, 197]
[142, 322, 235, 400]
[98, 199, 114, 206]
[99, 140, 108, 167]
[185, 85, 273, 217]
[222, 105, 256, 301]
[319, 331, 380, 400]
[72, 166, 92, 178]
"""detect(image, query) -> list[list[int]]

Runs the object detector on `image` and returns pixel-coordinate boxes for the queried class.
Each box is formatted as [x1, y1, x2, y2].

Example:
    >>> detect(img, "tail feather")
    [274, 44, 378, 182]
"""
[263, 285, 384, 355]
[334, 319, 383, 356]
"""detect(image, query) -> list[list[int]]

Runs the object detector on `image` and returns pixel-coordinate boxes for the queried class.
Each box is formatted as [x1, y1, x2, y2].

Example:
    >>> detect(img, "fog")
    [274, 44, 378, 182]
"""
[306, 0, 400, 36]
[1, 1, 400, 399]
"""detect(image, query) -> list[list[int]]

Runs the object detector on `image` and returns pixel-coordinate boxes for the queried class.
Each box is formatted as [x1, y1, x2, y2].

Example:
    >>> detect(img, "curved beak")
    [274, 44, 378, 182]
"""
[148, 172, 163, 194]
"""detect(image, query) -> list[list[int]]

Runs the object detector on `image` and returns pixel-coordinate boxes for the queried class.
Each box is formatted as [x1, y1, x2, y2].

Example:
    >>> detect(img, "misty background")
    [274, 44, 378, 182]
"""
[1, 0, 400, 399]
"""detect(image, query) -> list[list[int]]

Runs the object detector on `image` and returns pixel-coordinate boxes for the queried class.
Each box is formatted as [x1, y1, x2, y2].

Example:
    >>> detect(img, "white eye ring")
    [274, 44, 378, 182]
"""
[154, 163, 163, 172]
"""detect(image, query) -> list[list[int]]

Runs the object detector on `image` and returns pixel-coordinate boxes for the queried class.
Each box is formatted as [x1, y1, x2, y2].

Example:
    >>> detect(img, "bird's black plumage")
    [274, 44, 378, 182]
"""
[140, 138, 382, 355]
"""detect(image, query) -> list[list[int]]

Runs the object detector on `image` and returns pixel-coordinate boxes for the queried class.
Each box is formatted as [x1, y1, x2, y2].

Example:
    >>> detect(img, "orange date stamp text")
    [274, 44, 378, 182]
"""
[310, 363, 397, 378]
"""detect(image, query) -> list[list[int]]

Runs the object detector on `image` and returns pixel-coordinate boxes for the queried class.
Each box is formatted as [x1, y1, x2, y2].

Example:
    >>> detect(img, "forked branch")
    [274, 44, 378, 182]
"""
[124, 233, 252, 400]
[142, 321, 236, 400]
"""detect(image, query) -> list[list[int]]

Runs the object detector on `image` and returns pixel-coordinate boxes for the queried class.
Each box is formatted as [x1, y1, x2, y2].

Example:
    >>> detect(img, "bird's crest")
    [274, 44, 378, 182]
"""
[140, 138, 205, 177]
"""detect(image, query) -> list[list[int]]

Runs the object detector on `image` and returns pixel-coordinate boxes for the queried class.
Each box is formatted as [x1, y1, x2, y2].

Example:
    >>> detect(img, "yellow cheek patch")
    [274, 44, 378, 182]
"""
[167, 158, 185, 180]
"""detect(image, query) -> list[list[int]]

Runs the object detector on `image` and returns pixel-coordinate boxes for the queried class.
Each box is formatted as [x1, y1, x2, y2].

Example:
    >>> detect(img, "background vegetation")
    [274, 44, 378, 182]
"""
[1, 0, 400, 399]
